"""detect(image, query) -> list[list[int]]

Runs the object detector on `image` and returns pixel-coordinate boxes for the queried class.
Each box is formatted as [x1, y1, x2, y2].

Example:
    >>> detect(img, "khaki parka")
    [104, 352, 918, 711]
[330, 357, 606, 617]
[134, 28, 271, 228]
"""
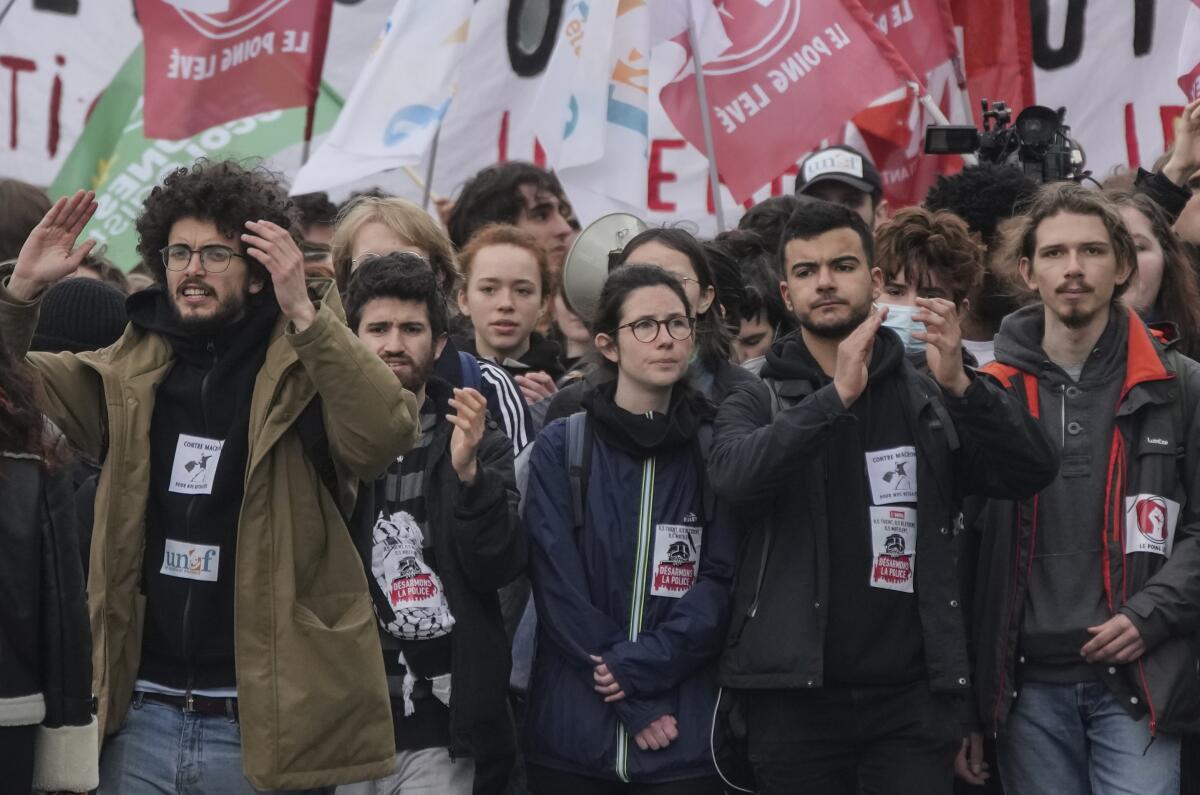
[0, 278, 419, 789]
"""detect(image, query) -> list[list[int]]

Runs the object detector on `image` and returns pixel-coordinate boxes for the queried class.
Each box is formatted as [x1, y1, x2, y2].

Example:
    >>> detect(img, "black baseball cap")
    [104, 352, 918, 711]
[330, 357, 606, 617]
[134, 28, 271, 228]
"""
[795, 145, 883, 199]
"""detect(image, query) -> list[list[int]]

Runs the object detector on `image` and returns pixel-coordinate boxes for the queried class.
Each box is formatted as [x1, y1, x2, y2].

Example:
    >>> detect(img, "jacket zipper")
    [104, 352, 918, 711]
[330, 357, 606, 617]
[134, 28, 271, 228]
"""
[181, 339, 217, 701]
[616, 453, 656, 784]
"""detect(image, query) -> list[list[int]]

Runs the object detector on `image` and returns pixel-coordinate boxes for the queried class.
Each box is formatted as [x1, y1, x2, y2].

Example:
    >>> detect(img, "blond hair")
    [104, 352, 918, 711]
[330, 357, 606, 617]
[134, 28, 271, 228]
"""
[331, 196, 458, 294]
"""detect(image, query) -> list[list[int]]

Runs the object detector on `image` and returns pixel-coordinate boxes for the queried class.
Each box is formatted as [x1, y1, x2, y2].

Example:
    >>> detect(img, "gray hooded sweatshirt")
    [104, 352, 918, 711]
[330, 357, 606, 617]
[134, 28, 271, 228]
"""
[992, 306, 1128, 680]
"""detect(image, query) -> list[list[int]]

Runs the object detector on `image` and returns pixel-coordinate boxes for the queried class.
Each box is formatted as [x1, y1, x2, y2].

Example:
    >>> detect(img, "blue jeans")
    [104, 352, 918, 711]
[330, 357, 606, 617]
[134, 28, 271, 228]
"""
[997, 680, 1180, 795]
[99, 693, 332, 794]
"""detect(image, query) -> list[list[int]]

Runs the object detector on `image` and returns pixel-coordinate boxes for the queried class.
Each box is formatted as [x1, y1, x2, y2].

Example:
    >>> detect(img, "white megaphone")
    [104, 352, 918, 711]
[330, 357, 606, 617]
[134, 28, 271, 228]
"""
[561, 212, 648, 325]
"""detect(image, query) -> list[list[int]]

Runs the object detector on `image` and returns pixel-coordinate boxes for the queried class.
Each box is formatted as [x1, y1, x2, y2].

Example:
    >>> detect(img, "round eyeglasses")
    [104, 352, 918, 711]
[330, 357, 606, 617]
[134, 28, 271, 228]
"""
[612, 316, 696, 343]
[160, 244, 246, 273]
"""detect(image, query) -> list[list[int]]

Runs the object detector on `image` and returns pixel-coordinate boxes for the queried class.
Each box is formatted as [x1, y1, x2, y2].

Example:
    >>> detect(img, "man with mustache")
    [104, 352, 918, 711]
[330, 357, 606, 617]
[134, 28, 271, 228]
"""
[0, 162, 419, 793]
[974, 183, 1200, 795]
[344, 253, 523, 795]
[707, 200, 1055, 794]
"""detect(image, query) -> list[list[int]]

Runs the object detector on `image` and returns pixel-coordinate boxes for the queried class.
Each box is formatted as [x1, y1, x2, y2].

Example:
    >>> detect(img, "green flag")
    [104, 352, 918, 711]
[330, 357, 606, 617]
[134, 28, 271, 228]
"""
[50, 45, 343, 271]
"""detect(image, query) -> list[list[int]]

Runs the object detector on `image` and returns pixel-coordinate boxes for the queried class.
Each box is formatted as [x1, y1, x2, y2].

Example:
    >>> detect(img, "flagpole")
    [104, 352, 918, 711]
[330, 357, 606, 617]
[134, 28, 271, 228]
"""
[686, 8, 726, 233]
[301, 100, 316, 165]
[913, 82, 978, 167]
[421, 118, 444, 211]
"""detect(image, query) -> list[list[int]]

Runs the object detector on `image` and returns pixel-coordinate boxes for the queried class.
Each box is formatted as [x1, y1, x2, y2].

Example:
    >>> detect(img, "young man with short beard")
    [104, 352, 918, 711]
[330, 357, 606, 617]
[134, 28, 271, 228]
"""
[973, 183, 1200, 795]
[706, 201, 1056, 795]
[0, 162, 419, 793]
[343, 254, 524, 795]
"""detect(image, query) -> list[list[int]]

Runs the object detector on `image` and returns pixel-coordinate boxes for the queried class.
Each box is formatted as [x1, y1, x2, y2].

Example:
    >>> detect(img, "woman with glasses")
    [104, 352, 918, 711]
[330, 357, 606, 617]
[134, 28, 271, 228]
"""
[544, 228, 757, 426]
[522, 265, 734, 795]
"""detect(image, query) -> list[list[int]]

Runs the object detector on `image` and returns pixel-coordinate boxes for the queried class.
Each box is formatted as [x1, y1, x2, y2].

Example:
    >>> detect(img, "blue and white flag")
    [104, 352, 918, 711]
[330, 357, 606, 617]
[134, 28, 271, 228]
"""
[291, 0, 471, 194]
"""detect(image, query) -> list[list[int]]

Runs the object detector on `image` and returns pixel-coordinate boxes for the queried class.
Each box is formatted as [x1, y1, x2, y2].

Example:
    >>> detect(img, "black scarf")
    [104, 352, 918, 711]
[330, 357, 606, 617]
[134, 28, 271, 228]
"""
[580, 378, 714, 460]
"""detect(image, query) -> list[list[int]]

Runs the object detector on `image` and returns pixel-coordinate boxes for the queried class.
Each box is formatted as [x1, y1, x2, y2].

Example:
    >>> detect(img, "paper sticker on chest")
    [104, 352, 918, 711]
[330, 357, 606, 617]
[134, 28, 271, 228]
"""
[169, 434, 225, 495]
[651, 524, 703, 598]
[865, 445, 918, 505]
[869, 506, 917, 593]
[161, 539, 219, 582]
[1124, 494, 1180, 557]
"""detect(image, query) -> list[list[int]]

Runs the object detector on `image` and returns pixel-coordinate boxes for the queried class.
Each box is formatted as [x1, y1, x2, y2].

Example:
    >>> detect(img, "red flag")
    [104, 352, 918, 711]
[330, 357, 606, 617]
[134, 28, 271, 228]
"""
[851, 88, 961, 207]
[660, 0, 922, 203]
[859, 0, 959, 78]
[949, 0, 1034, 125]
[136, 0, 333, 140]
[850, 0, 963, 207]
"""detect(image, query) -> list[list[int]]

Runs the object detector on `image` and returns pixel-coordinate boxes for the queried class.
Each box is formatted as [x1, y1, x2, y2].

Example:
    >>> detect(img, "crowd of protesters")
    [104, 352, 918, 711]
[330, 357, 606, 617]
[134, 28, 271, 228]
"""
[1, 94, 1199, 795]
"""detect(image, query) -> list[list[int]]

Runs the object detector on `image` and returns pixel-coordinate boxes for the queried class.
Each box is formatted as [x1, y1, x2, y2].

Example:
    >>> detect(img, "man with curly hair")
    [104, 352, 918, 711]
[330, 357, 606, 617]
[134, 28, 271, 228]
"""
[0, 160, 421, 793]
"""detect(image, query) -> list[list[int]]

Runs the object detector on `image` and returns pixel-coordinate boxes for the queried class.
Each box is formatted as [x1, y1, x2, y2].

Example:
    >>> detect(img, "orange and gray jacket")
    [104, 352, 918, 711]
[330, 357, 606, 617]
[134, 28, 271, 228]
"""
[975, 307, 1200, 736]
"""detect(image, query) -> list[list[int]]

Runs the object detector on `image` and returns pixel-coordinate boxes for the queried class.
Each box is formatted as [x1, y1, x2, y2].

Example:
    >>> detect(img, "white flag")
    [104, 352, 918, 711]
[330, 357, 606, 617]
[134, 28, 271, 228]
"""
[538, 0, 730, 212]
[531, 0, 621, 171]
[291, 0, 472, 195]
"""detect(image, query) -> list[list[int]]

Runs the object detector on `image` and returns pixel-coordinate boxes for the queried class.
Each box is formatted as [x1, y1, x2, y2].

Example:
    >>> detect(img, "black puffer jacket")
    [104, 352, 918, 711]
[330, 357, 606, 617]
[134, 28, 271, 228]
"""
[0, 434, 97, 792]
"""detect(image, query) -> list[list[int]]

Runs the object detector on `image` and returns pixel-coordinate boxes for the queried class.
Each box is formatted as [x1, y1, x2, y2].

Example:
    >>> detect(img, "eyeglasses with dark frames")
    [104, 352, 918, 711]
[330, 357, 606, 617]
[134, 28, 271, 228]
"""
[612, 315, 696, 343]
[160, 244, 246, 273]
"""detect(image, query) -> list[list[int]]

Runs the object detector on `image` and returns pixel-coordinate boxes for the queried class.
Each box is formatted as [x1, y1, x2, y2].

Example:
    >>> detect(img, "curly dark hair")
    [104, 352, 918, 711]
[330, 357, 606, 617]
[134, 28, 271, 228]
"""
[875, 207, 984, 306]
[446, 161, 570, 249]
[737, 195, 801, 256]
[291, 191, 338, 231]
[135, 160, 293, 284]
[344, 252, 448, 336]
[923, 163, 1040, 248]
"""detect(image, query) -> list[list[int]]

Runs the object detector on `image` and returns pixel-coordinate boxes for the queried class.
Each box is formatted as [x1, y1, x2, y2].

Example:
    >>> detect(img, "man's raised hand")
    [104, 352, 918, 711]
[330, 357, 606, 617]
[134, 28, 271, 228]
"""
[11, 190, 98, 301]
[448, 387, 488, 485]
[833, 305, 886, 408]
[1162, 97, 1200, 188]
[241, 219, 315, 331]
[913, 297, 971, 397]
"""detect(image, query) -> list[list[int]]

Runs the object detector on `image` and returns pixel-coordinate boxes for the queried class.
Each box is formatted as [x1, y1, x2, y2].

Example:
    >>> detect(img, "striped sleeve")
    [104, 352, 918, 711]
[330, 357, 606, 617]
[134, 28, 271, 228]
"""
[478, 358, 533, 455]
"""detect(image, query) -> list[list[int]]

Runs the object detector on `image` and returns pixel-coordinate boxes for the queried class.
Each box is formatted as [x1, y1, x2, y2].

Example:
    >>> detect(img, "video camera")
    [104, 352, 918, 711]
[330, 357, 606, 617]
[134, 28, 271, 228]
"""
[925, 100, 1087, 183]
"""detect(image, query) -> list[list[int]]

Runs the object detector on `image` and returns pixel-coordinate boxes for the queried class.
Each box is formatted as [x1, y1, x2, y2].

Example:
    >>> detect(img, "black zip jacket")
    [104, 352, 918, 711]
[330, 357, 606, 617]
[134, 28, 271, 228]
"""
[133, 286, 279, 690]
[708, 329, 1057, 694]
[0, 433, 96, 791]
[351, 378, 525, 793]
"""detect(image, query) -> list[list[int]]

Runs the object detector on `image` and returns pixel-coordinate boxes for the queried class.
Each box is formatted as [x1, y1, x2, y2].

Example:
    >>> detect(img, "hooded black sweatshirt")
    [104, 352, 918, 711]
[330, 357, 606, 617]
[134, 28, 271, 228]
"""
[993, 306, 1126, 681]
[761, 328, 925, 685]
[132, 285, 280, 691]
[458, 331, 565, 382]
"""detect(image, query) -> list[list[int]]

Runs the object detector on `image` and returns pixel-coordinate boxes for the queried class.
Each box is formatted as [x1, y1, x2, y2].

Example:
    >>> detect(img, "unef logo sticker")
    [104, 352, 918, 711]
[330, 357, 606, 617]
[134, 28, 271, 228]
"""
[803, 150, 865, 183]
[650, 524, 703, 598]
[169, 434, 225, 495]
[1124, 494, 1180, 557]
[161, 539, 220, 582]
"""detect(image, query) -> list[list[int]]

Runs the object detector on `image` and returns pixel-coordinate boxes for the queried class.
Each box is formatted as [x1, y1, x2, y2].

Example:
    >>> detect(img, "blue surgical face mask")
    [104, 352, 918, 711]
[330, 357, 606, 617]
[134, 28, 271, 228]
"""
[880, 303, 926, 354]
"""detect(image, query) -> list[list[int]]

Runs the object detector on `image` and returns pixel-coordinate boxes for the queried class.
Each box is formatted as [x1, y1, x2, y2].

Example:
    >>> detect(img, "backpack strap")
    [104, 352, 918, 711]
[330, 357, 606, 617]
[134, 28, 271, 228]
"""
[458, 350, 483, 391]
[694, 422, 717, 525]
[565, 411, 592, 533]
[762, 377, 784, 420]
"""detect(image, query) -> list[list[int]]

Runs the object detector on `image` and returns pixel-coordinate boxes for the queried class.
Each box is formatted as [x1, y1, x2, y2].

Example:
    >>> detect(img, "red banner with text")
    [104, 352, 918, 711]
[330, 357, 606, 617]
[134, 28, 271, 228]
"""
[136, 0, 333, 140]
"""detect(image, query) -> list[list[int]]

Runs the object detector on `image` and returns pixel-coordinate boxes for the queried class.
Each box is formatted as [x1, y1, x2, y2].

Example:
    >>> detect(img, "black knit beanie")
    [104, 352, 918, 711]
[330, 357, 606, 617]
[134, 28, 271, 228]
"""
[31, 277, 129, 353]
